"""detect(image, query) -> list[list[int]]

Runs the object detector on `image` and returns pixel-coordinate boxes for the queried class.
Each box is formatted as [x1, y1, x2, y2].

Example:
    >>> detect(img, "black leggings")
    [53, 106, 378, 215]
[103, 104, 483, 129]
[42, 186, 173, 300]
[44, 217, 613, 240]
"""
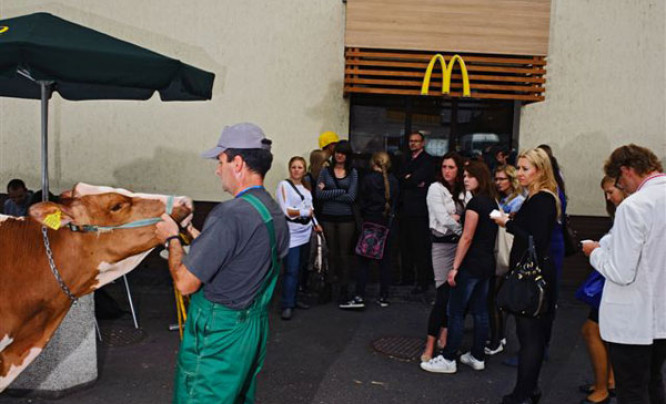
[487, 276, 506, 346]
[511, 312, 555, 400]
[427, 283, 450, 337]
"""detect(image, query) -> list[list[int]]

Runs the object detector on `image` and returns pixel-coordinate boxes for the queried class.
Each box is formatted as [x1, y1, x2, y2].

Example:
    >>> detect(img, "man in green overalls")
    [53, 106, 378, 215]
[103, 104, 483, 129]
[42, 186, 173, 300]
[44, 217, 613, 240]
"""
[156, 122, 290, 404]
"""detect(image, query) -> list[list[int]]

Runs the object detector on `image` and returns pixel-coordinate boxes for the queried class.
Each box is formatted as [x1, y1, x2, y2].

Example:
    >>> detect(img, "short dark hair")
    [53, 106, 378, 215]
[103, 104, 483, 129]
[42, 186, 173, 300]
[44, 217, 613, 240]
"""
[224, 147, 273, 178]
[604, 144, 663, 178]
[7, 179, 26, 192]
[409, 132, 425, 141]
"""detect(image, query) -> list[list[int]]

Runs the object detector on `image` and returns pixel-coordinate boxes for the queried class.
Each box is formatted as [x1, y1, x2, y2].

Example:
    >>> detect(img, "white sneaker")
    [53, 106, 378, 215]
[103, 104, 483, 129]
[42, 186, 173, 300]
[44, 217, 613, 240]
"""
[460, 352, 485, 370]
[484, 343, 504, 356]
[419, 355, 457, 374]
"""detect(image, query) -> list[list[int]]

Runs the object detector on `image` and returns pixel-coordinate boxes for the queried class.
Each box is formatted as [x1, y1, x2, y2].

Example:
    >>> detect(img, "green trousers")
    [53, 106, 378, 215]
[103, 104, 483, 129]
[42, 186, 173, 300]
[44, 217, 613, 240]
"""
[173, 291, 270, 404]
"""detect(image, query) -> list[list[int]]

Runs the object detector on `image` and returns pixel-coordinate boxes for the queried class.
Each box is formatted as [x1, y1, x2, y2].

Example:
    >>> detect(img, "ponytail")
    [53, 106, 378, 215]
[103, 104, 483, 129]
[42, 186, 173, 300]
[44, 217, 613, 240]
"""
[371, 152, 393, 217]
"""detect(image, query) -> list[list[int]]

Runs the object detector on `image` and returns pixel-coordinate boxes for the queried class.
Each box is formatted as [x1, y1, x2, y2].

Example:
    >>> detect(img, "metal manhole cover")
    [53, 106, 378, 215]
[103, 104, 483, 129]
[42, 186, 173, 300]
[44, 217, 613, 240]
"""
[100, 325, 146, 347]
[371, 336, 423, 362]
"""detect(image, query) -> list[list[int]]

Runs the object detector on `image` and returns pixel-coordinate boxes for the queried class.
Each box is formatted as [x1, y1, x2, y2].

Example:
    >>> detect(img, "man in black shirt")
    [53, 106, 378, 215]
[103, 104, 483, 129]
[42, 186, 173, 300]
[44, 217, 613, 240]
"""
[398, 132, 435, 293]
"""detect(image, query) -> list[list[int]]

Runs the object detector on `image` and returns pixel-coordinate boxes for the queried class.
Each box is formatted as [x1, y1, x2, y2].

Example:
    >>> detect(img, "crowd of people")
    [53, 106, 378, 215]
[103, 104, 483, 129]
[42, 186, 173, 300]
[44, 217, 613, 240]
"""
[271, 132, 664, 404]
[2, 125, 663, 404]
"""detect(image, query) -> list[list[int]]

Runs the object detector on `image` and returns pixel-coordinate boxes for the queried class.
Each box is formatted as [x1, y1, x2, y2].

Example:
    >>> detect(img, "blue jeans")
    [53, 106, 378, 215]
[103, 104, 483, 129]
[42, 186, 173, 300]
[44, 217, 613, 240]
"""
[281, 245, 305, 309]
[442, 271, 490, 362]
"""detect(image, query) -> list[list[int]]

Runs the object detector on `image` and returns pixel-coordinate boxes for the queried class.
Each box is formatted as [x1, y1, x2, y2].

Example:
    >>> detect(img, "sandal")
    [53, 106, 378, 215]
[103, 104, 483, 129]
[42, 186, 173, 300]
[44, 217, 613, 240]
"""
[578, 385, 616, 397]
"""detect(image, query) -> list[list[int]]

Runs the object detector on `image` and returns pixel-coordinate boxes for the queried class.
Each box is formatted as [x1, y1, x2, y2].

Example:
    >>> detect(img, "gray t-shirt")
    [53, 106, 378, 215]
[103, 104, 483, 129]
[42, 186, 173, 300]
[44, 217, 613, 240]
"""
[183, 188, 290, 309]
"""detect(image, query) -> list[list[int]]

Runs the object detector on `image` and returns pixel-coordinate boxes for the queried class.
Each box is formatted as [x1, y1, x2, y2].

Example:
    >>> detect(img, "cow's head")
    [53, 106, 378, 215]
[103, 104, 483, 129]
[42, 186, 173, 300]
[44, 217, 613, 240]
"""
[28, 183, 193, 290]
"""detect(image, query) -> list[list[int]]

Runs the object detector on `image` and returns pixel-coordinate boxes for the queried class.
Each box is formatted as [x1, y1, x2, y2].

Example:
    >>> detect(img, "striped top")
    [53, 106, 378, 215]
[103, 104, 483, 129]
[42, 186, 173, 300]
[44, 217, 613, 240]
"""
[315, 167, 358, 221]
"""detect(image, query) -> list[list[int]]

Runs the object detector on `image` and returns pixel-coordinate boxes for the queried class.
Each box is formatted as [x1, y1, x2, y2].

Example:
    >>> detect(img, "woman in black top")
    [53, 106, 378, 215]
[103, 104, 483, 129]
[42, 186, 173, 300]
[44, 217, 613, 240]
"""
[420, 161, 498, 374]
[493, 148, 560, 404]
[316, 141, 359, 303]
[340, 152, 398, 309]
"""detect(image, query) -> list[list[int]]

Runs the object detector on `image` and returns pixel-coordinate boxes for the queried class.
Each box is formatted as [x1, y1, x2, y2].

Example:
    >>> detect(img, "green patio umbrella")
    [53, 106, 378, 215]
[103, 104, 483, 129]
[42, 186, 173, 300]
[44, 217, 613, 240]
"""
[0, 12, 215, 198]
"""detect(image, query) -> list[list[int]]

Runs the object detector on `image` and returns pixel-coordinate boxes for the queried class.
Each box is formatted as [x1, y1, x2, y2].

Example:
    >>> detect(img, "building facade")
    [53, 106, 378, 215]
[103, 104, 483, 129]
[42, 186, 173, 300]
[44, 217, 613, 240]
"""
[0, 0, 663, 215]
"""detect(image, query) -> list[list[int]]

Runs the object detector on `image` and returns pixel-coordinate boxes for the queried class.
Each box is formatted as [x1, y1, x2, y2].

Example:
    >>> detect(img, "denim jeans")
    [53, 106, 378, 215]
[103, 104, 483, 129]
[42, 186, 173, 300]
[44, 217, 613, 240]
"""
[442, 271, 490, 362]
[281, 245, 305, 309]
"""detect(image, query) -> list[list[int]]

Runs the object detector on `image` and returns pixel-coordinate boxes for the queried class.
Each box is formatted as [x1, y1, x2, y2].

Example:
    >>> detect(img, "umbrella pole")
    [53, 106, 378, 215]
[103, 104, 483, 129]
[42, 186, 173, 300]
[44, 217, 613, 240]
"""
[39, 81, 53, 201]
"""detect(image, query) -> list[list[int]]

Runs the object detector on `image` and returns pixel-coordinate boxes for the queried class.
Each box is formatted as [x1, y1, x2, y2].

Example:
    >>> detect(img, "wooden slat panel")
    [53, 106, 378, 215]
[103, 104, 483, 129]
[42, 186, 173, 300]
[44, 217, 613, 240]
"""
[344, 68, 547, 84]
[347, 59, 547, 75]
[344, 86, 545, 102]
[343, 47, 548, 103]
[345, 77, 545, 93]
[346, 0, 552, 56]
[345, 50, 547, 66]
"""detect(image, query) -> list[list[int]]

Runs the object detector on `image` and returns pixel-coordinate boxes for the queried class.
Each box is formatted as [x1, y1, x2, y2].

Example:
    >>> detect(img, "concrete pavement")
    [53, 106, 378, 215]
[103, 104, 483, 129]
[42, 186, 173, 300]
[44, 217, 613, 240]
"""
[0, 254, 616, 404]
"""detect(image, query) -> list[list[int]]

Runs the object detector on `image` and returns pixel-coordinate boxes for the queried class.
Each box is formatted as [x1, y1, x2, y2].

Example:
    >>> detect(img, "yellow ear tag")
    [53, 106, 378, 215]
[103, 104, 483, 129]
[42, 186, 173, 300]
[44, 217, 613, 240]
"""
[44, 210, 62, 230]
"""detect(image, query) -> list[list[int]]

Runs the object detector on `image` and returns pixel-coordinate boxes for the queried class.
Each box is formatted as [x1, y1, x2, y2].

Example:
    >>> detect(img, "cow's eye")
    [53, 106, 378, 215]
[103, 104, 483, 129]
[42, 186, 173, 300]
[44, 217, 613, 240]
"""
[110, 203, 123, 212]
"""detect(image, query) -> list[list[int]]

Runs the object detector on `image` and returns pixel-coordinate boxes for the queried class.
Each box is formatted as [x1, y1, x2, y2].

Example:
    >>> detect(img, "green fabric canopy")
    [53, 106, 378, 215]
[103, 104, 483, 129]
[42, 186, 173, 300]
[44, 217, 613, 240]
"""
[0, 12, 215, 100]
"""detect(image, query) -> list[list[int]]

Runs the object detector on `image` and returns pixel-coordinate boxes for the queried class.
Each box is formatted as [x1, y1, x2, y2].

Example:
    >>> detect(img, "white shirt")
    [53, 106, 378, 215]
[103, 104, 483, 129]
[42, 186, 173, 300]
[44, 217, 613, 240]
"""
[590, 174, 666, 344]
[426, 182, 471, 237]
[276, 180, 313, 248]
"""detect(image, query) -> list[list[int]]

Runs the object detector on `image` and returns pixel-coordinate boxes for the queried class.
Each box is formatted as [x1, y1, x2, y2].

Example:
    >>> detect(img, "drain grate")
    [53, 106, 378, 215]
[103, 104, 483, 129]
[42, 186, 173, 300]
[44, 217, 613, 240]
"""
[371, 336, 423, 362]
[99, 324, 146, 347]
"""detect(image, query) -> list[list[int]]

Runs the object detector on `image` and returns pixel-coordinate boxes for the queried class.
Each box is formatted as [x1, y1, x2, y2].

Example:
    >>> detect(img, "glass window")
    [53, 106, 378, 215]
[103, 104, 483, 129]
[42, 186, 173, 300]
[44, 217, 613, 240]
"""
[349, 95, 518, 161]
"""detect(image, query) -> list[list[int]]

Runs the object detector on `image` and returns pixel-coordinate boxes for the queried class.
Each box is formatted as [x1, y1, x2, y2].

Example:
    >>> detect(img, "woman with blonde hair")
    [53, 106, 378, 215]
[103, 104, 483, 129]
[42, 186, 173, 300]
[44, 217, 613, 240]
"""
[276, 156, 319, 320]
[493, 148, 559, 404]
[340, 151, 398, 309]
[495, 165, 525, 215]
[485, 164, 526, 356]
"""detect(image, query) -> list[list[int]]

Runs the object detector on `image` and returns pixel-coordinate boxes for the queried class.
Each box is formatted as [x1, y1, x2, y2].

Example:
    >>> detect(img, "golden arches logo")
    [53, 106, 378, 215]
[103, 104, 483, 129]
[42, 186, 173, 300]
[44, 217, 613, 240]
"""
[0, 26, 8, 35]
[420, 53, 471, 97]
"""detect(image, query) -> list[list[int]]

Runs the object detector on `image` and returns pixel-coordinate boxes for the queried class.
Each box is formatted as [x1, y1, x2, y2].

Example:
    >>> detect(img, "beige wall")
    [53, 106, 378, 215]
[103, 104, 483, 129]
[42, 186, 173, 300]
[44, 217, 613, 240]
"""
[0, 1, 349, 201]
[520, 0, 666, 215]
[2, 1, 664, 215]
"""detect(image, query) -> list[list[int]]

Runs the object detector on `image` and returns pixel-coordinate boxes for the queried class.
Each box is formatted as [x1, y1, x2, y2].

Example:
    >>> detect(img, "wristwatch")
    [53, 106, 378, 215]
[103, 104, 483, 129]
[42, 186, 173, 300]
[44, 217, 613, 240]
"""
[165, 235, 181, 249]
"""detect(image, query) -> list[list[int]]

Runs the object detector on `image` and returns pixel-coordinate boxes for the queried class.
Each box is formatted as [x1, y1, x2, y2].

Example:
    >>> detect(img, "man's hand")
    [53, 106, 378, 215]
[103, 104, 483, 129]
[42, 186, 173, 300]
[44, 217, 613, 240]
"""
[156, 213, 179, 243]
[314, 225, 323, 233]
[582, 241, 600, 257]
[318, 182, 326, 190]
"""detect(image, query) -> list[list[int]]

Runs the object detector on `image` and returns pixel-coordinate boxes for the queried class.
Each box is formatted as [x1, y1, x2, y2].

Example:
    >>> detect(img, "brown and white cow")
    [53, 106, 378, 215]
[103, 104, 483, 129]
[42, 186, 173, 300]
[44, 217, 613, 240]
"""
[0, 183, 192, 392]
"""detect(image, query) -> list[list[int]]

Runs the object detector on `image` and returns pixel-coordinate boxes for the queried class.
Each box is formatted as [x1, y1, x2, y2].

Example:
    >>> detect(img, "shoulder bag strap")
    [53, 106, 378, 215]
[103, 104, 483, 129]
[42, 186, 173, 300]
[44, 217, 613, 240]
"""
[286, 179, 305, 201]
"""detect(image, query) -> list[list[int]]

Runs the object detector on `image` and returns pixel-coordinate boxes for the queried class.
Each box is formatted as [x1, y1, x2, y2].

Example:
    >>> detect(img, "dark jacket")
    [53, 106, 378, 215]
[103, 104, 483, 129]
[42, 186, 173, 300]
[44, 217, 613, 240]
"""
[398, 151, 435, 217]
[359, 171, 399, 225]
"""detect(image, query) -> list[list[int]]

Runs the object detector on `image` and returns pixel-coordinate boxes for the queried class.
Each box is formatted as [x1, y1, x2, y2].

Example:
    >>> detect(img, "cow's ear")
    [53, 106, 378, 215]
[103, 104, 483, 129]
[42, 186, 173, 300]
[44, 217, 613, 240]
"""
[29, 202, 74, 230]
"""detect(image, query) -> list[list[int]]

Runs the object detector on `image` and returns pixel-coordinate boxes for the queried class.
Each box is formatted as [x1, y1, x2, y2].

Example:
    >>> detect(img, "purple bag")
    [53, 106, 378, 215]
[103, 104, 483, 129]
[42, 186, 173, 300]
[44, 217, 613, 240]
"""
[574, 270, 605, 309]
[355, 221, 390, 260]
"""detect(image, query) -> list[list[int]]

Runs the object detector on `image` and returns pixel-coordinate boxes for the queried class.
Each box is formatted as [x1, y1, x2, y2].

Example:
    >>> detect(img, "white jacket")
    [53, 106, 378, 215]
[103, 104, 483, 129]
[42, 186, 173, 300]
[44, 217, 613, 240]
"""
[590, 175, 666, 344]
[426, 182, 470, 237]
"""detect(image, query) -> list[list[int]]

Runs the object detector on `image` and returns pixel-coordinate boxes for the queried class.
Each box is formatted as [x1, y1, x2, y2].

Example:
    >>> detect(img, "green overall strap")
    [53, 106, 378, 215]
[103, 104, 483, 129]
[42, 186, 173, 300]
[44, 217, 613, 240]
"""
[240, 193, 279, 299]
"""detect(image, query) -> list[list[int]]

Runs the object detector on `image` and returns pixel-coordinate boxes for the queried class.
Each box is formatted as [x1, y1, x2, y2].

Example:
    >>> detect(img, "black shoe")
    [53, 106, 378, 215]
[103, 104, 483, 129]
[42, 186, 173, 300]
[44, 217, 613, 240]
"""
[580, 394, 610, 404]
[295, 301, 310, 310]
[281, 308, 293, 320]
[501, 394, 533, 404]
[531, 390, 542, 404]
[339, 296, 365, 309]
[578, 385, 616, 397]
[376, 297, 390, 308]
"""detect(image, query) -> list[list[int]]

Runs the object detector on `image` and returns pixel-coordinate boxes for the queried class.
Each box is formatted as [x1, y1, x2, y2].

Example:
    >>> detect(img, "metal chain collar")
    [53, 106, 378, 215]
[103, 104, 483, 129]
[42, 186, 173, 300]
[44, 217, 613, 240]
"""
[41, 226, 78, 303]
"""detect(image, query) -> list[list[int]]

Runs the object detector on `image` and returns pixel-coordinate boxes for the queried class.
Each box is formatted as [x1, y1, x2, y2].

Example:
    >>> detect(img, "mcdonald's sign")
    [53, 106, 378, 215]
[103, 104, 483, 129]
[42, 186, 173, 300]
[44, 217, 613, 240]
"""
[420, 54, 471, 97]
[0, 26, 8, 35]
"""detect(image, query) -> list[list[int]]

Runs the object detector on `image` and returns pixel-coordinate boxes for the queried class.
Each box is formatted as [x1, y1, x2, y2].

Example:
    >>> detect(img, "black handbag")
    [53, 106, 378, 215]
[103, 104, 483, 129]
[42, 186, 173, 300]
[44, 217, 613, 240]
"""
[497, 236, 548, 317]
[562, 214, 579, 256]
